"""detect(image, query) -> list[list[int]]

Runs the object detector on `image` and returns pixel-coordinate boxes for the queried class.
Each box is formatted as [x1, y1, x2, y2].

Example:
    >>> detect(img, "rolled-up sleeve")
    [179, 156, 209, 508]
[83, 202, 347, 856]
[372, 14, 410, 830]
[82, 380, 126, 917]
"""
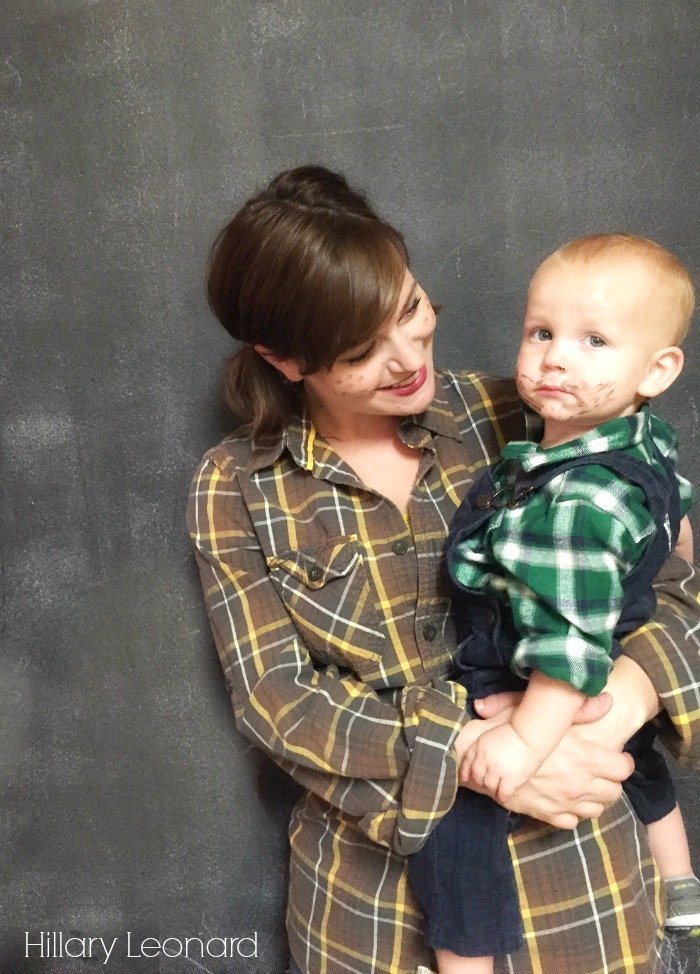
[187, 456, 469, 854]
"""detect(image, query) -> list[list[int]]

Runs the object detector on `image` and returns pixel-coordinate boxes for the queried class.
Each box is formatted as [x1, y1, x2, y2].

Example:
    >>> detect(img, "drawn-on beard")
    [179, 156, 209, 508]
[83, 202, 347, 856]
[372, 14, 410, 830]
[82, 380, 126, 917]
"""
[516, 371, 619, 416]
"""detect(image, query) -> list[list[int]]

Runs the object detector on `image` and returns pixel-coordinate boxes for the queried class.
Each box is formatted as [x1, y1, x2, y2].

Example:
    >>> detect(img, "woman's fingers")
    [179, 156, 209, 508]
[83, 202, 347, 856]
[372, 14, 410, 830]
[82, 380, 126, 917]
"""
[571, 692, 612, 724]
[548, 812, 580, 830]
[586, 776, 625, 805]
[472, 692, 522, 718]
[572, 801, 606, 821]
[579, 747, 633, 784]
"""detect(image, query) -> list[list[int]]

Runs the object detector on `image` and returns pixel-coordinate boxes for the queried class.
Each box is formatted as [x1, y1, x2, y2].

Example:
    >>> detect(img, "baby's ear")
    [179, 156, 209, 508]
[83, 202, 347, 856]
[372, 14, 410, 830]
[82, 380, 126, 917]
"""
[637, 346, 684, 399]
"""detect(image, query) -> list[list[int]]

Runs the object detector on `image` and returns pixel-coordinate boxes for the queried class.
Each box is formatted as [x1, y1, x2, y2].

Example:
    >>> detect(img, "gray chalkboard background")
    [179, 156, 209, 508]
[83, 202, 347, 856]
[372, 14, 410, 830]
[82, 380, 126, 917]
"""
[2, 2, 698, 972]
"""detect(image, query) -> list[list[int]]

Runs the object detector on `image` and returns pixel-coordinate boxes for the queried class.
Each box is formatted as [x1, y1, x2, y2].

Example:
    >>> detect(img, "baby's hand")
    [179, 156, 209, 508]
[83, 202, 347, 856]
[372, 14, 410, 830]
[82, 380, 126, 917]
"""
[462, 723, 543, 802]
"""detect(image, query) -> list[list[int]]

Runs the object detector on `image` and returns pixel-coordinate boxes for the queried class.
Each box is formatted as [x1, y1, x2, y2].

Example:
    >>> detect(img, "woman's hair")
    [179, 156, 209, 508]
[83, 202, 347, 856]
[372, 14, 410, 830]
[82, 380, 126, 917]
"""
[207, 166, 409, 436]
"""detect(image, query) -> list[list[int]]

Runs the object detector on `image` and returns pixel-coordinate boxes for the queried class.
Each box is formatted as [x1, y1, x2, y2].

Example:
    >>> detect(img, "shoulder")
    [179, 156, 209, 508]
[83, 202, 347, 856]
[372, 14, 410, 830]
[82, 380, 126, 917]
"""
[647, 409, 680, 459]
[189, 419, 289, 486]
[437, 369, 518, 408]
[644, 411, 694, 515]
[187, 428, 271, 545]
[187, 427, 261, 533]
[545, 463, 655, 546]
[190, 425, 257, 482]
[436, 369, 534, 444]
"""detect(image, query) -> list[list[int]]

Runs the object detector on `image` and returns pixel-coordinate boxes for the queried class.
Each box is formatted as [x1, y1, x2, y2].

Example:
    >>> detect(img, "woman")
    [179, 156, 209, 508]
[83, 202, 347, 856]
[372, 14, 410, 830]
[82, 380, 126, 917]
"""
[187, 166, 698, 974]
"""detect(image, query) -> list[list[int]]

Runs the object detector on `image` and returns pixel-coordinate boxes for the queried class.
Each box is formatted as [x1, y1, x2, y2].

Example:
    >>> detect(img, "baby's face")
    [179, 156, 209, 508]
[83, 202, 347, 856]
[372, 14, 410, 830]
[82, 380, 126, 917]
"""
[516, 257, 668, 438]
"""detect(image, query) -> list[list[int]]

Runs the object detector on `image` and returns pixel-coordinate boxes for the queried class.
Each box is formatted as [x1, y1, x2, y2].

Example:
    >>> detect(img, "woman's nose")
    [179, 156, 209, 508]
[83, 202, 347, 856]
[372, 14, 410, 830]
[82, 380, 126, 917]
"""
[386, 329, 425, 373]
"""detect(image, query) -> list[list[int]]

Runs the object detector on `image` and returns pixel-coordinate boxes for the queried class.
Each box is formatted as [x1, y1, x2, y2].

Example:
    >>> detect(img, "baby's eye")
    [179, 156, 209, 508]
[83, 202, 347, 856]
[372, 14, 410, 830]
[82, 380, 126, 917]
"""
[532, 328, 552, 342]
[587, 335, 606, 347]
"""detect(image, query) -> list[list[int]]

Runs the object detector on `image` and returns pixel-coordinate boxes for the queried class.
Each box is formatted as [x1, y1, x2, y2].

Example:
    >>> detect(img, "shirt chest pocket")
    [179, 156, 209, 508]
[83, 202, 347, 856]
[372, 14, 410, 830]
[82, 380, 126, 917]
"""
[267, 535, 386, 680]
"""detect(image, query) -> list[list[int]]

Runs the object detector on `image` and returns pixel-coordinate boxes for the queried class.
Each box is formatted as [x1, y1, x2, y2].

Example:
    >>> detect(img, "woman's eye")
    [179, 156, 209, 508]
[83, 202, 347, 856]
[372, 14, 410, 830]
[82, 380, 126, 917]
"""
[344, 344, 374, 365]
[403, 294, 421, 318]
[587, 335, 606, 347]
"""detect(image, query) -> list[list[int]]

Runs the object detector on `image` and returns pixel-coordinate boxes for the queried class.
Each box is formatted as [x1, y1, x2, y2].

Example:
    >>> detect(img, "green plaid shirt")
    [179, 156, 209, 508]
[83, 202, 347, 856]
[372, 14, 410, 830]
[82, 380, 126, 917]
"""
[188, 372, 699, 974]
[450, 405, 693, 696]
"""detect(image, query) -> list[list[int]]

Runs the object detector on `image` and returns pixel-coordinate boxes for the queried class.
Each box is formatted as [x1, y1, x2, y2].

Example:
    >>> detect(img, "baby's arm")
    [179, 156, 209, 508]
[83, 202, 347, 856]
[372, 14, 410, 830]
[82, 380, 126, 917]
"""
[463, 671, 586, 801]
[675, 515, 694, 562]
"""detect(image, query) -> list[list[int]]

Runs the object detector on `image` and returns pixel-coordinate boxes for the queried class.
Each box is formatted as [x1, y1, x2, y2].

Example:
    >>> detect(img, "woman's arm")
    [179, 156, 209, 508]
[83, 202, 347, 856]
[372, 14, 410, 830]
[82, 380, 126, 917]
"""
[623, 552, 700, 769]
[187, 455, 470, 856]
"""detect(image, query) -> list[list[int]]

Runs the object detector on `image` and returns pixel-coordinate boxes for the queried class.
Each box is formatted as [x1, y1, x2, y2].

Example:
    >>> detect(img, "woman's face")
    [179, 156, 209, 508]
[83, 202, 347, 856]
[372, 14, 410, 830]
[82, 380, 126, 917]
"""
[300, 269, 437, 435]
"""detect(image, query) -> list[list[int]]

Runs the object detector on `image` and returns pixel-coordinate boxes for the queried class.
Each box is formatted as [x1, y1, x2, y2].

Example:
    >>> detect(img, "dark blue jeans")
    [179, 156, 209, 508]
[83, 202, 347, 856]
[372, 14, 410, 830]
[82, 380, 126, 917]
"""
[407, 608, 526, 957]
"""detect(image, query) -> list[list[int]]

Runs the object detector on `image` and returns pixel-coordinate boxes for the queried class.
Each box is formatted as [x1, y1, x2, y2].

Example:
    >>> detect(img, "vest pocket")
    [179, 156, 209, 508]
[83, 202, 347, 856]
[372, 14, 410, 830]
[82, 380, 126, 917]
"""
[267, 535, 386, 680]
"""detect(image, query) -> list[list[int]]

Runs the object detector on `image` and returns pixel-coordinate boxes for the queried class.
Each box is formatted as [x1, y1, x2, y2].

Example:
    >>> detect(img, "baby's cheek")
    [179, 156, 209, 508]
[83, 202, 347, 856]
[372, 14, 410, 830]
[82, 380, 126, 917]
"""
[582, 380, 615, 403]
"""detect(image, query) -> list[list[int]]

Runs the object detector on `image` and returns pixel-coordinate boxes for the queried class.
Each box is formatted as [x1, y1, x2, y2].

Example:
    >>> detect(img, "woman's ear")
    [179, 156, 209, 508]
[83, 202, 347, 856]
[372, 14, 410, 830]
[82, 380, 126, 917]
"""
[637, 346, 684, 399]
[254, 344, 304, 383]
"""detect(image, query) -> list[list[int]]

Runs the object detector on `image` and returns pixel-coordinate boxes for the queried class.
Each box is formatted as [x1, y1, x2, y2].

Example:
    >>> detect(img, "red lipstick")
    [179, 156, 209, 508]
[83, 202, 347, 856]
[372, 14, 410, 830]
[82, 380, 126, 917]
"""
[380, 365, 428, 397]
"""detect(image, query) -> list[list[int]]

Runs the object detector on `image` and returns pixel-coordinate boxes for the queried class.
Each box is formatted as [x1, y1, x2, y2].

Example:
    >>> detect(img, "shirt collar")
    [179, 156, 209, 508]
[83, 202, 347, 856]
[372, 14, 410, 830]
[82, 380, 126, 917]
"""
[399, 372, 463, 446]
[500, 403, 652, 471]
[245, 371, 463, 474]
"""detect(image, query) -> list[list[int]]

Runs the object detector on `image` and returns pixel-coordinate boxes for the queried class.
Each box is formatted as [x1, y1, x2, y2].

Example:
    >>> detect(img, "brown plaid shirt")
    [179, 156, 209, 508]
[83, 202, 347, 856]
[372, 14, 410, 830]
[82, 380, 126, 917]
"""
[187, 371, 699, 974]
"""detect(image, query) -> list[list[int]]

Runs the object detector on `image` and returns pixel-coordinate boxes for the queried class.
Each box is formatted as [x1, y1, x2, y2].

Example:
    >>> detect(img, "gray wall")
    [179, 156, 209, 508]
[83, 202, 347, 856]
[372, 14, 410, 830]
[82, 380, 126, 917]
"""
[2, 2, 698, 972]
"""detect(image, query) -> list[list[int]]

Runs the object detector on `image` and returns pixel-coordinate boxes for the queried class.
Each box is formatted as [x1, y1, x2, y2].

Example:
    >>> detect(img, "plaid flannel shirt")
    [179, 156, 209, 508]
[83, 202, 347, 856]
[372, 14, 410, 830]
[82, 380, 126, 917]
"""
[187, 371, 700, 974]
[449, 405, 693, 696]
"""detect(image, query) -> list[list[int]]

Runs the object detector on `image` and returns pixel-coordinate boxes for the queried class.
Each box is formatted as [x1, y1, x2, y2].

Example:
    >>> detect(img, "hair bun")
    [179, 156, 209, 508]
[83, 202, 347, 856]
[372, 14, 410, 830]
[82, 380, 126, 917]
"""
[265, 165, 374, 216]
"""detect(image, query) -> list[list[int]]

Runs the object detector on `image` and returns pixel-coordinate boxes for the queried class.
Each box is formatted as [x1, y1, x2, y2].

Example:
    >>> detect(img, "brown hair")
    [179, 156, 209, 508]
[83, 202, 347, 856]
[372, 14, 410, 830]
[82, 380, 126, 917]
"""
[207, 166, 409, 435]
[543, 233, 695, 343]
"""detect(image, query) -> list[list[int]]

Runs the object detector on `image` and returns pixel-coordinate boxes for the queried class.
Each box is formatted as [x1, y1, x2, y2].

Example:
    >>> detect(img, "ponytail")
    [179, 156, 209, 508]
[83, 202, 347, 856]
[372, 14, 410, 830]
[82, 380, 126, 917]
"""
[222, 345, 301, 437]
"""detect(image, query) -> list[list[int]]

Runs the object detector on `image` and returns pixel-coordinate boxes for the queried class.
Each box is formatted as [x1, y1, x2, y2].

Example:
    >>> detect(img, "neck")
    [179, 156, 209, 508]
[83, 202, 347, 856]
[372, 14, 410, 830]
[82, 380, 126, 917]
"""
[307, 404, 400, 446]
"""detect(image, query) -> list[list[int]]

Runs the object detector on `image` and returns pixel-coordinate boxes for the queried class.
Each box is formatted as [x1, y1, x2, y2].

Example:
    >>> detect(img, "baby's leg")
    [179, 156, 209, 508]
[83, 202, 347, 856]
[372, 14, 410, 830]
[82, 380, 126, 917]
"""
[647, 805, 700, 934]
[647, 805, 692, 878]
[435, 948, 493, 974]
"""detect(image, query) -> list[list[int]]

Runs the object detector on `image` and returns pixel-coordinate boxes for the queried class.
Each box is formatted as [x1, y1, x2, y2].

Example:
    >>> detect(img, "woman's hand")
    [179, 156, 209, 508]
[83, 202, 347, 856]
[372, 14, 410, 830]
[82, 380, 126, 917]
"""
[456, 690, 634, 829]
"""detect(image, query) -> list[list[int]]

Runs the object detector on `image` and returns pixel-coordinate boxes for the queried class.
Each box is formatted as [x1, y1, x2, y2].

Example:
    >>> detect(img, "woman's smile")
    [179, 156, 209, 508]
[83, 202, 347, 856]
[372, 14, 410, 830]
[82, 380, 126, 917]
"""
[379, 365, 428, 396]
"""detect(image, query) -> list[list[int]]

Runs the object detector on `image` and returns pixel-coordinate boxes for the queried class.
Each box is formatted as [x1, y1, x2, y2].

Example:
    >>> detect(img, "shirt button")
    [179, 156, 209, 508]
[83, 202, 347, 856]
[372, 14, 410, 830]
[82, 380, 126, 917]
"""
[475, 492, 494, 510]
[392, 539, 409, 555]
[423, 623, 437, 642]
[307, 566, 323, 582]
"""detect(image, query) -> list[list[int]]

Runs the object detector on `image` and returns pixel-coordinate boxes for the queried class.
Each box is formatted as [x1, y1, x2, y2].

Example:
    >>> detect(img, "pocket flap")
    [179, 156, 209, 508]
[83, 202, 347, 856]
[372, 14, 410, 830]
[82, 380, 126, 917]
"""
[267, 535, 360, 589]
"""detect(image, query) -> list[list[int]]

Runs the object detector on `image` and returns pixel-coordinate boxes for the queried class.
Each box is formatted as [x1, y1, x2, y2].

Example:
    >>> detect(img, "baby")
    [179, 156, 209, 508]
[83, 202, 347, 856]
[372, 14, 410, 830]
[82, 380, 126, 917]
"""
[409, 234, 698, 974]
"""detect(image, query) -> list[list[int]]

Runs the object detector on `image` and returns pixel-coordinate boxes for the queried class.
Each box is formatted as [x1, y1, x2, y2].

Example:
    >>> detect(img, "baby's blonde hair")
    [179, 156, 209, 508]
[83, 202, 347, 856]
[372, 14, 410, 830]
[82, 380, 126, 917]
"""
[542, 233, 695, 344]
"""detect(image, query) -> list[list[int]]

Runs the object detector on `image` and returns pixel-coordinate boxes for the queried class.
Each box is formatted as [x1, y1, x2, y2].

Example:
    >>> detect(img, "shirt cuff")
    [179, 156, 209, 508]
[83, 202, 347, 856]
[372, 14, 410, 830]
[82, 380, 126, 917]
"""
[390, 684, 469, 856]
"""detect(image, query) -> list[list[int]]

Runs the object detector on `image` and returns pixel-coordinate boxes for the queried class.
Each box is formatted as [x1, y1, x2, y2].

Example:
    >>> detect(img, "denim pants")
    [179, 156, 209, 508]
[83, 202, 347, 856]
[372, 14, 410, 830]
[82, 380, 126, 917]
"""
[408, 610, 526, 955]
